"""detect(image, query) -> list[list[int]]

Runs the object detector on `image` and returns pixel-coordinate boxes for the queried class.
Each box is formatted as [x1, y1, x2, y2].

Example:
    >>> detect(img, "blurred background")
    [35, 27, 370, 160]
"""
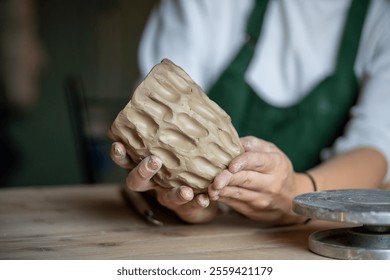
[0, 0, 157, 187]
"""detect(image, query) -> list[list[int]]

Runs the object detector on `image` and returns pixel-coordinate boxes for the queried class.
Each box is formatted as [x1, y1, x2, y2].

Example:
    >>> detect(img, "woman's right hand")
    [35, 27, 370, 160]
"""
[110, 142, 218, 224]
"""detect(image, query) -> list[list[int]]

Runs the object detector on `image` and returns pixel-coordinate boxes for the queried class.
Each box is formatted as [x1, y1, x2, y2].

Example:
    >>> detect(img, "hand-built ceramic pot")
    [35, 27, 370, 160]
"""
[109, 59, 243, 193]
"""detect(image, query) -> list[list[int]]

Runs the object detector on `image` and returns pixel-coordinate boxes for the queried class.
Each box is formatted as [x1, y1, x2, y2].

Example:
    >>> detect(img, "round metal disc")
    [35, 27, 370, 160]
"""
[293, 189, 390, 225]
[309, 227, 390, 260]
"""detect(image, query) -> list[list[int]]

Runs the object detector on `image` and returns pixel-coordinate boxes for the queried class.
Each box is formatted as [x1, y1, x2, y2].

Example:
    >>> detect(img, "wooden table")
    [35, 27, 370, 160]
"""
[0, 184, 344, 260]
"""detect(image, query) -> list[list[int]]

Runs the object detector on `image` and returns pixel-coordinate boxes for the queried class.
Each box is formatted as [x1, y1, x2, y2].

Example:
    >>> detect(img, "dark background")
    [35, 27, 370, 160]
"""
[1, 0, 157, 187]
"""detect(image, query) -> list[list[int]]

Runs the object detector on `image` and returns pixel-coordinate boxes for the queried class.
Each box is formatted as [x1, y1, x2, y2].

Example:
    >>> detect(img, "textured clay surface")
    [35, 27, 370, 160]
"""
[109, 59, 244, 193]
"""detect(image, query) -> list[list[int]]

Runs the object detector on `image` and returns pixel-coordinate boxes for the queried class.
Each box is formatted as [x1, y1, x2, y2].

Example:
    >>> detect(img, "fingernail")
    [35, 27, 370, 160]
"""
[113, 143, 125, 158]
[198, 196, 210, 207]
[147, 156, 161, 171]
[179, 187, 193, 200]
[215, 171, 231, 189]
[208, 190, 219, 200]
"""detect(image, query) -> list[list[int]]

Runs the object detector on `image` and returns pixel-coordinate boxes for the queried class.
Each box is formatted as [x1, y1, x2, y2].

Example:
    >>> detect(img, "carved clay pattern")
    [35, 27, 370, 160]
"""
[109, 59, 243, 193]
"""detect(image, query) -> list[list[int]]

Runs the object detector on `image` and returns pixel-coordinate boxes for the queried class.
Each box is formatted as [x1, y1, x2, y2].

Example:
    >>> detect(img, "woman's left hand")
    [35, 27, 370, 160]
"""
[208, 136, 308, 225]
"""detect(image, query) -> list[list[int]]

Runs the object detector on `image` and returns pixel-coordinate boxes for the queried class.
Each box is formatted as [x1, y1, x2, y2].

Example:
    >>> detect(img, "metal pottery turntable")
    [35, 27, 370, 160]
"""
[293, 189, 390, 259]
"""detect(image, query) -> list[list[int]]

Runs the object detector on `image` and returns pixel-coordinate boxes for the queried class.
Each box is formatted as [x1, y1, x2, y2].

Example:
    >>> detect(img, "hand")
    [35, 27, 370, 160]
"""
[208, 136, 307, 225]
[110, 142, 218, 223]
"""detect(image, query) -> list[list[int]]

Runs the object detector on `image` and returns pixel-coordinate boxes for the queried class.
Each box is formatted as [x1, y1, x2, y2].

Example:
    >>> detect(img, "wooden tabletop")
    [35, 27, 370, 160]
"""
[0, 184, 345, 260]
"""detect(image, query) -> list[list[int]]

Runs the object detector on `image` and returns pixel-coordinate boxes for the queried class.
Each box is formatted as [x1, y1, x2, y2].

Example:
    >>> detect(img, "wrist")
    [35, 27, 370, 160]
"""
[291, 172, 318, 225]
[293, 172, 317, 196]
[303, 171, 317, 192]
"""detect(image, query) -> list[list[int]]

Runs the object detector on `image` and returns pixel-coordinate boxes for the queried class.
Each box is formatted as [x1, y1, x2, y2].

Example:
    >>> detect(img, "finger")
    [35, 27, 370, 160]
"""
[155, 186, 194, 206]
[229, 151, 283, 174]
[156, 186, 211, 208]
[240, 136, 277, 153]
[155, 186, 215, 224]
[195, 193, 211, 208]
[217, 185, 271, 206]
[210, 169, 270, 198]
[126, 155, 162, 191]
[209, 169, 233, 200]
[107, 127, 117, 141]
[177, 197, 218, 224]
[210, 169, 272, 199]
[111, 142, 135, 169]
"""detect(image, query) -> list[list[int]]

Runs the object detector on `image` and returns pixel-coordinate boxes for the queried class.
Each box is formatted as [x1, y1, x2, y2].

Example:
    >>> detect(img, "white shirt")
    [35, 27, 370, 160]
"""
[138, 0, 390, 183]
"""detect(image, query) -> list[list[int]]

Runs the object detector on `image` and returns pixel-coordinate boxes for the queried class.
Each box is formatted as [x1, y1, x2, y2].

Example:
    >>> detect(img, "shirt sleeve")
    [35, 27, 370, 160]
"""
[322, 1, 390, 184]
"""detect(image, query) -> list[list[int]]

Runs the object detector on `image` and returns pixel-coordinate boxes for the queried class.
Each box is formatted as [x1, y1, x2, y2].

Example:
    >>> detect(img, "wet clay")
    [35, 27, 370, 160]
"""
[109, 59, 244, 193]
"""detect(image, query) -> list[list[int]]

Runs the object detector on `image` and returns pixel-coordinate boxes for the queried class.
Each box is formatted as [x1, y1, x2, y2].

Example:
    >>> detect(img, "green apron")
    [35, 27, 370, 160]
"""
[208, 0, 370, 172]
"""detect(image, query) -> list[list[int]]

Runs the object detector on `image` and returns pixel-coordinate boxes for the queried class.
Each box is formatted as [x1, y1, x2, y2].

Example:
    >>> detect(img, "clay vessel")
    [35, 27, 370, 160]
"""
[109, 59, 243, 193]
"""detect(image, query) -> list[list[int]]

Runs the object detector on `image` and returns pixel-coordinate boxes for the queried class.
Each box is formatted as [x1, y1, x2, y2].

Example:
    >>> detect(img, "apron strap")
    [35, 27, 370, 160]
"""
[246, 0, 269, 46]
[207, 0, 371, 171]
[335, 0, 371, 76]
[208, 0, 270, 127]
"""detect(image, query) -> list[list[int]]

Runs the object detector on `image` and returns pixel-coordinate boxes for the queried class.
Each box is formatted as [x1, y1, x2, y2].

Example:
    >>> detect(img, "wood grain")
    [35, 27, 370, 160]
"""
[0, 184, 342, 260]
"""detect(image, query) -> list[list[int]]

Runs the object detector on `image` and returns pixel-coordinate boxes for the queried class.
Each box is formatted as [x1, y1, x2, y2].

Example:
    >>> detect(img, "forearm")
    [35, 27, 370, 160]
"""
[302, 148, 388, 193]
